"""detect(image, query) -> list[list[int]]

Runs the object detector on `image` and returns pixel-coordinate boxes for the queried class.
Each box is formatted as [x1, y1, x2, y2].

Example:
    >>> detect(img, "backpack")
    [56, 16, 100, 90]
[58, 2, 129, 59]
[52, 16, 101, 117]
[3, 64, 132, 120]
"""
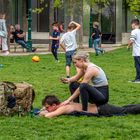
[0, 81, 35, 116]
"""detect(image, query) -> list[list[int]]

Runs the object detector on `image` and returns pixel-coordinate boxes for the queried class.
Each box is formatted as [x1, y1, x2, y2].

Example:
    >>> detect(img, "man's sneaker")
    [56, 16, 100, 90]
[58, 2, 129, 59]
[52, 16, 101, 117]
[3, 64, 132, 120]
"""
[3, 51, 9, 55]
[95, 53, 99, 56]
[32, 48, 37, 52]
[128, 79, 140, 83]
[55, 60, 60, 63]
[102, 50, 105, 54]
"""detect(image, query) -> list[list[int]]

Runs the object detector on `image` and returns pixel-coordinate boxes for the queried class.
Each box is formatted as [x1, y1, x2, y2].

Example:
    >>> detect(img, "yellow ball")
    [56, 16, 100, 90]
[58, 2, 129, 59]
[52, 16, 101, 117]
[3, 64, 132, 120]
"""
[32, 56, 40, 62]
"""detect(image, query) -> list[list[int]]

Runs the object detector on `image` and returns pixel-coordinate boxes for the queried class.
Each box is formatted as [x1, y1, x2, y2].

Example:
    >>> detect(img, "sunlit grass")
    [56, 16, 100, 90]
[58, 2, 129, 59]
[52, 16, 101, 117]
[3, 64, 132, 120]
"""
[0, 48, 140, 140]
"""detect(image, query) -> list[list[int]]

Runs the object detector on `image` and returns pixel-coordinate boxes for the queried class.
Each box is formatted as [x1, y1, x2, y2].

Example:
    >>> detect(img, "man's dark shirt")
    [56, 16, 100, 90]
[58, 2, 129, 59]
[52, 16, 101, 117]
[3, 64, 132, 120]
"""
[52, 29, 60, 46]
[14, 29, 24, 42]
[92, 27, 101, 40]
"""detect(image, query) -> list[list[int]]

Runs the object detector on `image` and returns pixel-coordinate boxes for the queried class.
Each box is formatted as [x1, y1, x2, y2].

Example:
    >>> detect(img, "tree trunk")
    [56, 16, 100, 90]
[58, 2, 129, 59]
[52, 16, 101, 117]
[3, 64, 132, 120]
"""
[49, 0, 54, 50]
[73, 0, 83, 48]
[64, 0, 73, 30]
[77, 0, 83, 48]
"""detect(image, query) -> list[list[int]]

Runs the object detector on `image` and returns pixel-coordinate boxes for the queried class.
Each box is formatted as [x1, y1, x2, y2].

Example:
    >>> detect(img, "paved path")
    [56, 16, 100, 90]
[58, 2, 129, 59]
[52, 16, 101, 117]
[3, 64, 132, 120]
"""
[0, 44, 122, 56]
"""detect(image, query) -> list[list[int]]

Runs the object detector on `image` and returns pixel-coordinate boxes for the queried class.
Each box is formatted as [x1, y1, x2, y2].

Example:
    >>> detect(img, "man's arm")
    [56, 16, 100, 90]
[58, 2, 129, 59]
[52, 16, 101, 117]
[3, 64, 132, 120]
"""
[127, 39, 133, 49]
[49, 36, 60, 40]
[91, 32, 95, 38]
[44, 106, 69, 118]
[59, 34, 66, 51]
[128, 30, 135, 49]
[60, 43, 66, 52]
[17, 32, 26, 38]
[69, 21, 81, 31]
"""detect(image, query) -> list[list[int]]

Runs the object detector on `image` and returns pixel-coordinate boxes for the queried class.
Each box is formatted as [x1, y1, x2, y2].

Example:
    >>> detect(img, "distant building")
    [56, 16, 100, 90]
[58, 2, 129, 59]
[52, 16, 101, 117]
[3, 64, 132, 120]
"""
[89, 0, 139, 44]
[0, 0, 138, 45]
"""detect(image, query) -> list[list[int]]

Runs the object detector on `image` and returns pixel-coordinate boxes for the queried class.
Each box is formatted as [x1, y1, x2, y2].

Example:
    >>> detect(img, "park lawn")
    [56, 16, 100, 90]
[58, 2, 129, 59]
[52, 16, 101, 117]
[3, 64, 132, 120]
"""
[0, 47, 140, 140]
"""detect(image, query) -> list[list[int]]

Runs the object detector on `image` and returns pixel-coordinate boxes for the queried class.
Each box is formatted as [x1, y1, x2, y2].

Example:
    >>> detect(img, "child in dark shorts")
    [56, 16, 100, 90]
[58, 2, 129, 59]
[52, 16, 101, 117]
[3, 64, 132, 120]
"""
[49, 22, 60, 62]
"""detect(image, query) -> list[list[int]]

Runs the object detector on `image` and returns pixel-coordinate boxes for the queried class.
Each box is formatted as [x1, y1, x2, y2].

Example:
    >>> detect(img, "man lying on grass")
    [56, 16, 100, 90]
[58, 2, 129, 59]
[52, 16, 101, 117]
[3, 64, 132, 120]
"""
[39, 95, 140, 118]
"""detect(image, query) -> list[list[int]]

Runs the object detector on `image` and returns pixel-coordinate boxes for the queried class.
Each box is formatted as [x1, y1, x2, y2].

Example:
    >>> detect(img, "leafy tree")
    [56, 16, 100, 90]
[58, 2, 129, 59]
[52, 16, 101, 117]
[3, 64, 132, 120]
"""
[86, 0, 110, 7]
[32, 0, 62, 14]
[86, 0, 111, 22]
[126, 0, 140, 16]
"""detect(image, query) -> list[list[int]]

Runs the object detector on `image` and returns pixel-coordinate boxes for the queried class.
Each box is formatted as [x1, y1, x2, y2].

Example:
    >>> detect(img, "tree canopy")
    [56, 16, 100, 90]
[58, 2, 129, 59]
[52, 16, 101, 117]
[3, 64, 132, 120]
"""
[126, 0, 140, 15]
[86, 0, 110, 7]
[32, 0, 62, 13]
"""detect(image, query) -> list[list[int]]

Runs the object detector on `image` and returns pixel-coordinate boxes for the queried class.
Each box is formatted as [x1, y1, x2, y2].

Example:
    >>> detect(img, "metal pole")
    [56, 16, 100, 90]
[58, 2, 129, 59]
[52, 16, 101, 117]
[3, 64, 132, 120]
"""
[89, 7, 93, 48]
[27, 0, 32, 51]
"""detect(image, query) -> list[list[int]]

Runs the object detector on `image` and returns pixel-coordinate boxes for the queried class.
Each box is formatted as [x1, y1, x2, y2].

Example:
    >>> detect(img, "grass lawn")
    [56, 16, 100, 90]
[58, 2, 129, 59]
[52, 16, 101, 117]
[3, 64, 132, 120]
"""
[0, 48, 140, 140]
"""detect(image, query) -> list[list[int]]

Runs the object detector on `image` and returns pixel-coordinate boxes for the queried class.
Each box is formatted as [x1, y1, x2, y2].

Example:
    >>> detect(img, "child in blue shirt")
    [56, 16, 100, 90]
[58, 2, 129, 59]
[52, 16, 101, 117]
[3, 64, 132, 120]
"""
[49, 22, 60, 62]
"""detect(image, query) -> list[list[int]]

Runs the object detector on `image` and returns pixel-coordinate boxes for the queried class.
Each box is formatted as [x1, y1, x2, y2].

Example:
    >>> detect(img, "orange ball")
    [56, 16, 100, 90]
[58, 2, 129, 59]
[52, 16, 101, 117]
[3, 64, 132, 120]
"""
[32, 56, 40, 62]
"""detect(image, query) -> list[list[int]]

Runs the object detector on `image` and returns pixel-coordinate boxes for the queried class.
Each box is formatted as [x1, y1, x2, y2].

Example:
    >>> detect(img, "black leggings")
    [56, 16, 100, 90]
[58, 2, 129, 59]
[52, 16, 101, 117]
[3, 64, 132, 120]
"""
[69, 82, 109, 111]
[69, 82, 80, 103]
[98, 104, 140, 116]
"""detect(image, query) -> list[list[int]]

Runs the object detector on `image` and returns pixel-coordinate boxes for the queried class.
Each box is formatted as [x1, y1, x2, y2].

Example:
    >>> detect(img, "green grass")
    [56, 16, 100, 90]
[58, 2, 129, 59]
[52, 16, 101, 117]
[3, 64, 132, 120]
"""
[0, 48, 140, 140]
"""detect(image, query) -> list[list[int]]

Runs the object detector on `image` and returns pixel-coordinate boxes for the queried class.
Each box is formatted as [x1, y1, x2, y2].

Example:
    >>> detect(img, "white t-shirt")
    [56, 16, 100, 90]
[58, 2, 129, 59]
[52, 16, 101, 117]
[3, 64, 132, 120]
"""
[130, 28, 140, 56]
[60, 29, 77, 52]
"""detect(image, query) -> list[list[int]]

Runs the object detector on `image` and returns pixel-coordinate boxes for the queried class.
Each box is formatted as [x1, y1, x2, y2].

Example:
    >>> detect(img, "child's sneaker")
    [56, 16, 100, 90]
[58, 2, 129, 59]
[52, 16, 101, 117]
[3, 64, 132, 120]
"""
[128, 79, 140, 83]
[3, 51, 9, 55]
[56, 60, 60, 63]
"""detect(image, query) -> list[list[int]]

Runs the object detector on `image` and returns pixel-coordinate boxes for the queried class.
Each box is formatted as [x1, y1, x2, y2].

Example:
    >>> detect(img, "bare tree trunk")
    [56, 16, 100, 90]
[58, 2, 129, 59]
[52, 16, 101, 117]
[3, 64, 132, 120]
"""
[64, 0, 83, 48]
[73, 0, 83, 48]
[78, 0, 83, 48]
[49, 0, 54, 51]
[70, 0, 74, 21]
[64, 0, 73, 30]
[98, 5, 102, 29]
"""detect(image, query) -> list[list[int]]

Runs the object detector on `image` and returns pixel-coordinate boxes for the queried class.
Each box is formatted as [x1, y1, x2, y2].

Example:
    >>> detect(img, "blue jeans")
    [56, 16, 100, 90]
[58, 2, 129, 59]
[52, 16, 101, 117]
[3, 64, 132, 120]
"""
[65, 50, 76, 66]
[134, 56, 140, 80]
[16, 40, 29, 49]
[93, 38, 103, 55]
[51, 44, 59, 60]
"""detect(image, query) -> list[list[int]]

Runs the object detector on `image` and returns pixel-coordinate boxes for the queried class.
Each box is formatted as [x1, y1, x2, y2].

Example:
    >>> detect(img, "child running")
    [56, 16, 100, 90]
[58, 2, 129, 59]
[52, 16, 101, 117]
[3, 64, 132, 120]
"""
[128, 19, 140, 83]
[60, 21, 81, 78]
[49, 22, 60, 62]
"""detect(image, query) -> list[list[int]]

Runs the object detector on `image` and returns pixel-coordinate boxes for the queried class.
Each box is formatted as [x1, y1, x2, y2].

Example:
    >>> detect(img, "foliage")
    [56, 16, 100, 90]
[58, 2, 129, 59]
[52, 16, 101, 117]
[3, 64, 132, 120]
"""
[32, 0, 62, 14]
[86, 0, 110, 7]
[53, 0, 62, 8]
[33, 0, 111, 14]
[0, 48, 140, 139]
[126, 0, 140, 15]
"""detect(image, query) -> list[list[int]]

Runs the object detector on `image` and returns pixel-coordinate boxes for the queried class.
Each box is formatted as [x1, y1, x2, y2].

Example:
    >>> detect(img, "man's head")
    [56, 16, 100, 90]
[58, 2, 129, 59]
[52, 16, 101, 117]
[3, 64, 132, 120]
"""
[131, 19, 139, 29]
[42, 95, 60, 112]
[15, 24, 20, 31]
[93, 21, 99, 28]
[52, 22, 59, 30]
[67, 23, 76, 31]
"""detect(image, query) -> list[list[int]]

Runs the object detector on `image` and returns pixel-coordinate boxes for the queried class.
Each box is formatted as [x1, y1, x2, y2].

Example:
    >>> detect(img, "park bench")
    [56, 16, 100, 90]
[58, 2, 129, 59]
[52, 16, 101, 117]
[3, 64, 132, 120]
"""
[10, 42, 25, 52]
